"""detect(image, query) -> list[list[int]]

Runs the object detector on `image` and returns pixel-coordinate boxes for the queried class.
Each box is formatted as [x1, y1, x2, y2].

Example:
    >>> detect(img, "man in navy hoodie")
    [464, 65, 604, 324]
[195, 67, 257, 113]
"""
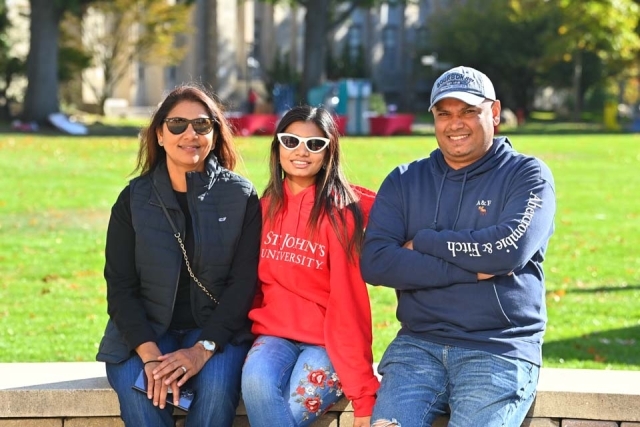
[361, 66, 556, 427]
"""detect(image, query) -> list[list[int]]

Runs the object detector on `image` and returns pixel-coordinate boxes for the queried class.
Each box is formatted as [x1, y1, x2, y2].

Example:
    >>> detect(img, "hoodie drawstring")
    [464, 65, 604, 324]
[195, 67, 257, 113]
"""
[430, 169, 448, 230]
[451, 171, 468, 230]
[430, 169, 467, 231]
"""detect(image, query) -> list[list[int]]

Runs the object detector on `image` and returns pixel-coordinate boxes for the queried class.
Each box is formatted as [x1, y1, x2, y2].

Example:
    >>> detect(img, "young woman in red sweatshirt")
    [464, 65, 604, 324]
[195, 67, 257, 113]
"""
[242, 106, 379, 427]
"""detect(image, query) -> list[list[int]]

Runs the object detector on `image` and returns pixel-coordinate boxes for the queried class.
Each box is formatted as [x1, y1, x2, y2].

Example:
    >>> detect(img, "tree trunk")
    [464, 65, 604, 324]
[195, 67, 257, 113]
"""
[23, 0, 63, 123]
[572, 49, 582, 122]
[203, 0, 218, 90]
[301, 0, 329, 104]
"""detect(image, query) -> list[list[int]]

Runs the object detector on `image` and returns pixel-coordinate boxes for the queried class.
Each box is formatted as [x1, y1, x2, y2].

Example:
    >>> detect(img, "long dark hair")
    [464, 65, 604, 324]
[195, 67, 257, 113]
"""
[263, 105, 365, 261]
[135, 84, 238, 175]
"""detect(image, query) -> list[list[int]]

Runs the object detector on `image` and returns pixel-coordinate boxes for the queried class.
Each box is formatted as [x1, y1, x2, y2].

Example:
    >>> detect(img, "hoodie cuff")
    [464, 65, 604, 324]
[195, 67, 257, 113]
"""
[351, 394, 376, 417]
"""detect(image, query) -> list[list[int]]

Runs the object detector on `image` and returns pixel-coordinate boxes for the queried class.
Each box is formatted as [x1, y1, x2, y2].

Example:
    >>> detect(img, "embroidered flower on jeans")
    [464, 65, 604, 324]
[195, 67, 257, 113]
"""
[304, 396, 322, 413]
[307, 369, 327, 386]
[291, 363, 343, 420]
[329, 373, 343, 396]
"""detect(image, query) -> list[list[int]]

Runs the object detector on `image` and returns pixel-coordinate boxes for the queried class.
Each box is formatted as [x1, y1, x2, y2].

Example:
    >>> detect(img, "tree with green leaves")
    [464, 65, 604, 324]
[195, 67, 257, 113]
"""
[426, 0, 556, 114]
[23, 0, 194, 122]
[540, 0, 640, 119]
[427, 0, 640, 118]
[23, 0, 96, 123]
[277, 0, 373, 102]
[76, 0, 192, 114]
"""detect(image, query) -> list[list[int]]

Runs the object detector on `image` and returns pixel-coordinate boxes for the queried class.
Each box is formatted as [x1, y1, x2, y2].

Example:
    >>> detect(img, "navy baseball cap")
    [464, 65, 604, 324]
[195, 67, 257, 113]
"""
[429, 66, 496, 111]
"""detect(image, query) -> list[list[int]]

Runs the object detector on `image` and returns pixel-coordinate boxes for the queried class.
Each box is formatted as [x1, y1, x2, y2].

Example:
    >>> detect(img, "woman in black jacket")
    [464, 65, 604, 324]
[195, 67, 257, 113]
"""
[96, 84, 261, 427]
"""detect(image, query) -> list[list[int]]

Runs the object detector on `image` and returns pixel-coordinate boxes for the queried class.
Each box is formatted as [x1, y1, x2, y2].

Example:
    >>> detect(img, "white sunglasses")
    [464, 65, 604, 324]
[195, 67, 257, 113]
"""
[277, 133, 330, 153]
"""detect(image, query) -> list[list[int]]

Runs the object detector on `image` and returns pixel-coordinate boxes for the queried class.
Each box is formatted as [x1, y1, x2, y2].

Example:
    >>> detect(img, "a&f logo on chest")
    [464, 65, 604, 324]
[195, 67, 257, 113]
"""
[477, 199, 492, 215]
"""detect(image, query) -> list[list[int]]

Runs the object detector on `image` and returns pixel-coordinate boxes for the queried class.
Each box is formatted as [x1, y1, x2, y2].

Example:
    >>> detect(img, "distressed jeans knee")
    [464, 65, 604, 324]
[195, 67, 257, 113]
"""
[372, 419, 401, 427]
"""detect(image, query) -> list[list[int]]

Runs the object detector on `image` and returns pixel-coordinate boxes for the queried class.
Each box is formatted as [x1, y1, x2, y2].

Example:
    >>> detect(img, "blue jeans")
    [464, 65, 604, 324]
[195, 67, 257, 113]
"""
[241, 335, 345, 427]
[371, 335, 539, 427]
[105, 328, 250, 427]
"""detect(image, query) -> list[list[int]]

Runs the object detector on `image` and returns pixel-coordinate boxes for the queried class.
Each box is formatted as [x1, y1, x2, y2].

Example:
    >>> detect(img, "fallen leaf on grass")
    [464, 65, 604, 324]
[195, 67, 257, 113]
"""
[375, 321, 393, 329]
[546, 289, 566, 302]
[74, 270, 99, 278]
[586, 347, 607, 362]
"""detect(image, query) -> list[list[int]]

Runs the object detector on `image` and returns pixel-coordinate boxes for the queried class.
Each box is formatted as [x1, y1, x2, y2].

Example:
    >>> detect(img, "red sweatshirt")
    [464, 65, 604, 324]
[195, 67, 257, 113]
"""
[250, 182, 379, 417]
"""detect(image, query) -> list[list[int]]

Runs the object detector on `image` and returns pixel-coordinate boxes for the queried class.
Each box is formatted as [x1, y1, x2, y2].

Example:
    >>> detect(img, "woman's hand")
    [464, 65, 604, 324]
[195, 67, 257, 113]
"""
[143, 360, 174, 408]
[154, 344, 213, 387]
[353, 416, 371, 427]
[135, 342, 172, 408]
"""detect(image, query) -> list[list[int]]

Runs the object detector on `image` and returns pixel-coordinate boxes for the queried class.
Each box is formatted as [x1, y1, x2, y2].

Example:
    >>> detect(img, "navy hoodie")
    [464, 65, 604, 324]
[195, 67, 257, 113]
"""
[360, 137, 555, 365]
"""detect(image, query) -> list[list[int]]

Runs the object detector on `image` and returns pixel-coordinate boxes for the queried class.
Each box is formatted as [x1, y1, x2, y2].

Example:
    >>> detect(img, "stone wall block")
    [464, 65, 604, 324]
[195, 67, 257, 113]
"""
[64, 418, 123, 427]
[562, 420, 619, 427]
[522, 418, 561, 427]
[0, 420, 62, 427]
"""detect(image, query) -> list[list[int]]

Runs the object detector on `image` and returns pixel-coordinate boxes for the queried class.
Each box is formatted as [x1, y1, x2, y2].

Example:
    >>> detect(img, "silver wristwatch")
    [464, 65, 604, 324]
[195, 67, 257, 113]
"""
[198, 340, 217, 354]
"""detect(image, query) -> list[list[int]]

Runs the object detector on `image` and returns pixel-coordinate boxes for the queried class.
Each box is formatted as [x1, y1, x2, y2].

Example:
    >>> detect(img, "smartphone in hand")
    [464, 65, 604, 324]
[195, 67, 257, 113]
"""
[131, 369, 195, 411]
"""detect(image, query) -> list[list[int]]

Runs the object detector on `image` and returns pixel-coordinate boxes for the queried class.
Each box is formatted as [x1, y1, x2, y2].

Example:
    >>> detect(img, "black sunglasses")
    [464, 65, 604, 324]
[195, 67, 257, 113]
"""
[277, 133, 330, 153]
[164, 117, 215, 135]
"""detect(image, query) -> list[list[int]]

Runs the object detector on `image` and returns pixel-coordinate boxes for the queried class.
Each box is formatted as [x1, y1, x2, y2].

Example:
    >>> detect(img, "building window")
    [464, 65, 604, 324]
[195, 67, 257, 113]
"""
[348, 25, 362, 63]
[383, 25, 398, 72]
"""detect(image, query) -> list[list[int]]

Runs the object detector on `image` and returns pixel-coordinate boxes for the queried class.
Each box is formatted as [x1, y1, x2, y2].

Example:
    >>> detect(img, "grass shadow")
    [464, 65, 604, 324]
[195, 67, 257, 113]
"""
[562, 284, 640, 294]
[543, 325, 640, 368]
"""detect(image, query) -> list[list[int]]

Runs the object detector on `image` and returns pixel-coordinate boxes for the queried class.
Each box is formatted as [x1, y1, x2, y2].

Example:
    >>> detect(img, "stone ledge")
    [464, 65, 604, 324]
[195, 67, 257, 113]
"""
[0, 362, 350, 419]
[1, 363, 640, 423]
[530, 368, 640, 421]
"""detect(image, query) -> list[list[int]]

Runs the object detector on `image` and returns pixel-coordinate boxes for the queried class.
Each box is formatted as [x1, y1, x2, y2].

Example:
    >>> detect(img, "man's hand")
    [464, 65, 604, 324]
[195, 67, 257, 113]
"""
[478, 271, 513, 281]
[403, 240, 414, 250]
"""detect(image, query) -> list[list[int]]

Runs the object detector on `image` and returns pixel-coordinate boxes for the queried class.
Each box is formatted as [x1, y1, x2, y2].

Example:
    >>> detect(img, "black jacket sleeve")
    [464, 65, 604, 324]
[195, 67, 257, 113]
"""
[104, 186, 157, 350]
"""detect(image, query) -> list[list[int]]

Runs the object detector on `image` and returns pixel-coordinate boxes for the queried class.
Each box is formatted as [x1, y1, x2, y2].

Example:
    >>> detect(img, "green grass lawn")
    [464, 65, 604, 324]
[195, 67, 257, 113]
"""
[1, 132, 639, 370]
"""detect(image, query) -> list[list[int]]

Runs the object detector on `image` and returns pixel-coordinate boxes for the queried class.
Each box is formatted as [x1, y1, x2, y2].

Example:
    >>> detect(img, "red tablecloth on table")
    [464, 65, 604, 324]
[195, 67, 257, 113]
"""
[368, 114, 414, 136]
[334, 115, 348, 136]
[227, 114, 279, 136]
[227, 114, 348, 137]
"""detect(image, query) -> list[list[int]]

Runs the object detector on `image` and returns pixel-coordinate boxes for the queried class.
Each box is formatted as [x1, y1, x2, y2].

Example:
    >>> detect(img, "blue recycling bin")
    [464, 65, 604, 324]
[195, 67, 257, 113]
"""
[345, 79, 371, 135]
[307, 82, 348, 116]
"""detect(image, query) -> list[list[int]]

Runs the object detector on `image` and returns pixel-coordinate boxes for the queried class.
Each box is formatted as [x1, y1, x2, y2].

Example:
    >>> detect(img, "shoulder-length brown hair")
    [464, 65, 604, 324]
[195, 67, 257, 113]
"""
[134, 84, 238, 175]
[263, 105, 365, 261]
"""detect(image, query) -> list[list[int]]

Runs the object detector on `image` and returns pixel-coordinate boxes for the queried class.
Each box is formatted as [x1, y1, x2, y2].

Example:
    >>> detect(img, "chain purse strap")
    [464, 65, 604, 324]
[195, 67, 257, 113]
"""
[151, 182, 219, 306]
